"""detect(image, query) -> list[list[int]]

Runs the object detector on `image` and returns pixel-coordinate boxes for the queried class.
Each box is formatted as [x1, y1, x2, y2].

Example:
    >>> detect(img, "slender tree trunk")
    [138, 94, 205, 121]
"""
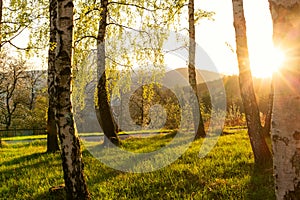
[188, 0, 206, 139]
[232, 0, 272, 166]
[269, 1, 300, 199]
[96, 0, 120, 146]
[54, 0, 90, 198]
[6, 96, 12, 130]
[0, 0, 2, 146]
[0, 0, 3, 51]
[47, 0, 59, 153]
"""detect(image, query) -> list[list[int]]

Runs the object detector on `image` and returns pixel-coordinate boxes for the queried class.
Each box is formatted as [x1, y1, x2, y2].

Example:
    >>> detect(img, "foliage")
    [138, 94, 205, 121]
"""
[1, 0, 48, 54]
[0, 129, 275, 199]
[72, 0, 214, 115]
[0, 52, 47, 130]
[225, 103, 246, 127]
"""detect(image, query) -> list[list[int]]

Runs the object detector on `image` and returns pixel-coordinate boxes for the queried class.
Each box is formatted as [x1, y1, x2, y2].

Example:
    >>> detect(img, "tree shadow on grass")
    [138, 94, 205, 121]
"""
[33, 186, 66, 200]
[246, 165, 275, 200]
[1, 152, 49, 166]
[0, 151, 64, 200]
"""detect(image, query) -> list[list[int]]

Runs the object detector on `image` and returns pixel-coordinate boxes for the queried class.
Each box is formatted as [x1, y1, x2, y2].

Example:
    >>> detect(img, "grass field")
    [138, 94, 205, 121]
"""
[1, 129, 176, 142]
[0, 129, 275, 200]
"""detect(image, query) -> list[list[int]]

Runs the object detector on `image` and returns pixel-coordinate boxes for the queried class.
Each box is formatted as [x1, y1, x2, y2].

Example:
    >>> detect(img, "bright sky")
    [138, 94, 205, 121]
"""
[197, 0, 284, 77]
[166, 0, 282, 78]
[11, 0, 283, 77]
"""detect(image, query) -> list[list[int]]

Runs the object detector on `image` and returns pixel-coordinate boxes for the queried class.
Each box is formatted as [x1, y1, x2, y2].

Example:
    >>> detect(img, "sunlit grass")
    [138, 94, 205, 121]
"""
[0, 130, 275, 199]
[2, 129, 176, 142]
[2, 135, 47, 141]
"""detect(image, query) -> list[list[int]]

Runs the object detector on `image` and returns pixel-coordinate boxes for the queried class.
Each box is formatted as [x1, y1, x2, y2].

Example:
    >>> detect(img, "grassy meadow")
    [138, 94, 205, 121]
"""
[0, 129, 275, 199]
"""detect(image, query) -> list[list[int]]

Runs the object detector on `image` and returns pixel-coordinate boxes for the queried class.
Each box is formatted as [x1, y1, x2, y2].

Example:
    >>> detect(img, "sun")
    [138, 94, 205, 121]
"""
[249, 46, 285, 78]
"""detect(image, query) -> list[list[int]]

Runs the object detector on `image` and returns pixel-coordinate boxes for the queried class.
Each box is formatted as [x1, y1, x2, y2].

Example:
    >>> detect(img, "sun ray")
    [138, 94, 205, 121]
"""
[249, 46, 285, 78]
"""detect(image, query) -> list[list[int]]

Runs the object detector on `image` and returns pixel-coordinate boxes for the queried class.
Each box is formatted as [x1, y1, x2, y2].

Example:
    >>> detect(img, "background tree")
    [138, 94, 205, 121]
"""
[269, 0, 300, 198]
[232, 0, 272, 166]
[188, 0, 206, 139]
[0, 53, 28, 130]
[54, 0, 89, 198]
[25, 70, 45, 111]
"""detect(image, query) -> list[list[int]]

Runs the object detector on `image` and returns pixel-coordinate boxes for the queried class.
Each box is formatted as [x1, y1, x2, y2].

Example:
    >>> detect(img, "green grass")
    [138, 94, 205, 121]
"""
[0, 129, 275, 200]
[2, 135, 47, 141]
[2, 129, 175, 141]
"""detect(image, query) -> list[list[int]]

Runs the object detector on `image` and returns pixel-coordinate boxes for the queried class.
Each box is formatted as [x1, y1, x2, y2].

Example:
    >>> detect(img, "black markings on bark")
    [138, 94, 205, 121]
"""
[60, 67, 71, 76]
[273, 135, 290, 146]
[284, 182, 300, 200]
[64, 2, 73, 8]
[291, 148, 300, 176]
[293, 131, 300, 140]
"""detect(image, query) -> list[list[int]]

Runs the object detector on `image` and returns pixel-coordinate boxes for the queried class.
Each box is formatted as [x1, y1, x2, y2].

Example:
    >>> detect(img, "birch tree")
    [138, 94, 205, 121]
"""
[95, 0, 120, 145]
[73, 0, 177, 145]
[54, 0, 89, 198]
[232, 0, 272, 166]
[269, 0, 300, 198]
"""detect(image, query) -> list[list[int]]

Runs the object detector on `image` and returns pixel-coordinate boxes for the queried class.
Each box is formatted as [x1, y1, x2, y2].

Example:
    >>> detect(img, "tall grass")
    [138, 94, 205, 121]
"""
[0, 130, 275, 199]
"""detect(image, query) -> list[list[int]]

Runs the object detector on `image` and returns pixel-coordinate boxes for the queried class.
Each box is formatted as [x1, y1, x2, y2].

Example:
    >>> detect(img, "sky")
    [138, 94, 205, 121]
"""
[12, 0, 279, 77]
[192, 0, 279, 77]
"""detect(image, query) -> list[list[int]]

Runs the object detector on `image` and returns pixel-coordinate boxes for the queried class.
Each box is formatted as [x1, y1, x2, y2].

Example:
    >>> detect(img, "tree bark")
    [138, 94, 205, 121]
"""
[0, 0, 3, 51]
[262, 82, 274, 137]
[47, 0, 59, 153]
[96, 0, 120, 146]
[0, 0, 2, 146]
[188, 0, 206, 139]
[54, 0, 90, 199]
[269, 1, 300, 199]
[232, 0, 272, 166]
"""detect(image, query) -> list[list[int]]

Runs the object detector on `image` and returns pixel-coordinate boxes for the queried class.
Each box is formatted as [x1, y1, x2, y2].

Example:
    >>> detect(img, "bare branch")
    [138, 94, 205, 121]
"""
[6, 41, 32, 51]
[108, 1, 157, 12]
[74, 35, 98, 46]
[3, 24, 30, 44]
[74, 7, 101, 21]
[164, 45, 187, 54]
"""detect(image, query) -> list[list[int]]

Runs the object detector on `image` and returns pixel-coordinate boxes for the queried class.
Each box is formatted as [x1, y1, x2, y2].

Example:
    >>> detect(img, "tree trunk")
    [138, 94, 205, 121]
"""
[269, 1, 300, 199]
[96, 0, 120, 146]
[262, 82, 274, 137]
[232, 0, 272, 166]
[0, 0, 2, 146]
[47, 0, 59, 153]
[47, 108, 59, 152]
[0, 0, 3, 51]
[54, 0, 90, 199]
[188, 0, 206, 139]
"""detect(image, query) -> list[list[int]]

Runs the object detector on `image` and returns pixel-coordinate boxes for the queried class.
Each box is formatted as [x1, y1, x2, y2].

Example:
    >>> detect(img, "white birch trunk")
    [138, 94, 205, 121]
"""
[54, 0, 90, 198]
[269, 0, 300, 199]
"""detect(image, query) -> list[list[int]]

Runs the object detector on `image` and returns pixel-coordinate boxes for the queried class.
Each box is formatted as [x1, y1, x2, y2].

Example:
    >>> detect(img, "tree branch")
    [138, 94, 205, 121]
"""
[106, 56, 133, 69]
[74, 7, 101, 21]
[107, 22, 151, 39]
[6, 41, 33, 51]
[108, 1, 157, 12]
[74, 35, 98, 46]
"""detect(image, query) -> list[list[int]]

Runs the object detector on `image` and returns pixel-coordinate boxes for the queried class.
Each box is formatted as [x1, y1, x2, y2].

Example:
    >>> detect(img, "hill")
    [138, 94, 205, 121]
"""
[162, 67, 223, 88]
